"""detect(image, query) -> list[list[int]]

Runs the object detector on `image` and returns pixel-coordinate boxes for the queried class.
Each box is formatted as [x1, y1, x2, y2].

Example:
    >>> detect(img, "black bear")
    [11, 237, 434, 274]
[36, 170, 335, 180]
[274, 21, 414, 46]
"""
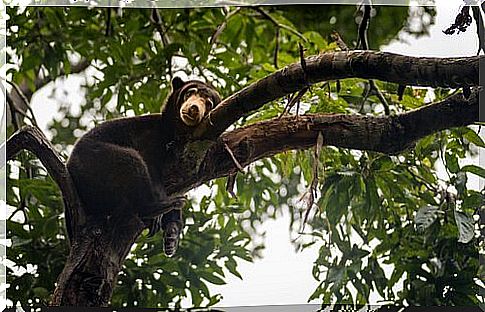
[66, 77, 221, 256]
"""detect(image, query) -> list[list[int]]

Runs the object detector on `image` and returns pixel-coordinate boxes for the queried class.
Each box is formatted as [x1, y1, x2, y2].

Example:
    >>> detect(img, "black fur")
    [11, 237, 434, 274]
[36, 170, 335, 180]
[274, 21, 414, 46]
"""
[66, 78, 221, 254]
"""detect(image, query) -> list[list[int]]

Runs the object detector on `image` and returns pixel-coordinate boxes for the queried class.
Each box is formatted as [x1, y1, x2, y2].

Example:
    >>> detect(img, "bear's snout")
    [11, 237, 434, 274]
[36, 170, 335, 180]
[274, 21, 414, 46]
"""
[180, 95, 207, 127]
[189, 104, 199, 116]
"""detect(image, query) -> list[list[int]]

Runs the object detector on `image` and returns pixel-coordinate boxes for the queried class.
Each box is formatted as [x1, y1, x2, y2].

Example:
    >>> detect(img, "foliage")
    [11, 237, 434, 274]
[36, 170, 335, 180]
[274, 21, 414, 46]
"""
[5, 4, 481, 308]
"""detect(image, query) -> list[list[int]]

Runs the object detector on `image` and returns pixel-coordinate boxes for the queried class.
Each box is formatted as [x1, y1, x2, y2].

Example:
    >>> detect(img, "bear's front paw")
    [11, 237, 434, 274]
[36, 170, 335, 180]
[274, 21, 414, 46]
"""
[163, 221, 181, 257]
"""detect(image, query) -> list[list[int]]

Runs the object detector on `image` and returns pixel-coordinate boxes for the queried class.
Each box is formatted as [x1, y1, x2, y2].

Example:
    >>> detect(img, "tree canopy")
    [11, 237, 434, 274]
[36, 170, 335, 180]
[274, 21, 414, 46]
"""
[5, 4, 482, 308]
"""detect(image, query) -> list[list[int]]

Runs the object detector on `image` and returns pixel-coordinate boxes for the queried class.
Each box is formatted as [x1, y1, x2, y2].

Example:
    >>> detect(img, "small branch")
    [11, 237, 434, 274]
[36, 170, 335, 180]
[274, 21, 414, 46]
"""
[150, 8, 170, 47]
[254, 7, 308, 42]
[331, 31, 349, 51]
[225, 173, 237, 199]
[298, 43, 309, 84]
[6, 95, 20, 130]
[300, 131, 324, 231]
[359, 82, 371, 113]
[369, 79, 390, 115]
[210, 7, 242, 46]
[274, 27, 280, 68]
[444, 5, 472, 35]
[471, 6, 485, 55]
[357, 3, 371, 50]
[224, 142, 244, 172]
[6, 80, 39, 127]
[357, 3, 390, 115]
[279, 87, 309, 118]
[105, 8, 112, 37]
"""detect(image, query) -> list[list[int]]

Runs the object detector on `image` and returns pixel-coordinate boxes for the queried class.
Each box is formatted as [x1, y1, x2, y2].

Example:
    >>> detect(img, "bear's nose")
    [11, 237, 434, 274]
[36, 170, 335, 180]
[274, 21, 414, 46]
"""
[189, 105, 199, 116]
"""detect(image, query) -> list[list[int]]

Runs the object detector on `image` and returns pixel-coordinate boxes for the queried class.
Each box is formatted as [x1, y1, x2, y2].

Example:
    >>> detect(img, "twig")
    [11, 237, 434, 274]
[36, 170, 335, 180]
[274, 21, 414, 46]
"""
[6, 80, 39, 127]
[357, 3, 390, 115]
[359, 82, 371, 113]
[300, 131, 324, 231]
[471, 6, 485, 55]
[299, 42, 309, 84]
[444, 5, 472, 35]
[210, 7, 242, 46]
[6, 95, 20, 131]
[225, 173, 238, 199]
[150, 8, 170, 47]
[105, 8, 112, 37]
[397, 84, 406, 101]
[254, 7, 308, 42]
[274, 27, 280, 68]
[370, 80, 390, 115]
[279, 87, 309, 118]
[331, 31, 349, 51]
[357, 3, 371, 49]
[224, 142, 244, 172]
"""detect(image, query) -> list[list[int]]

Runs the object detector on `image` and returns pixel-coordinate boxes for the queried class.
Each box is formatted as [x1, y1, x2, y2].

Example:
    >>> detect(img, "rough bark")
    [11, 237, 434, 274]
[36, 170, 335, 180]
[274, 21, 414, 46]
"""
[194, 51, 480, 138]
[5, 51, 481, 306]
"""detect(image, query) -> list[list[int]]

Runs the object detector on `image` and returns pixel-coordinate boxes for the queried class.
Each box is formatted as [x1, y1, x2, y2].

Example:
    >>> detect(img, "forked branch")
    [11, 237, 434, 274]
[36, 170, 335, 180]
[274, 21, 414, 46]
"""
[6, 126, 84, 239]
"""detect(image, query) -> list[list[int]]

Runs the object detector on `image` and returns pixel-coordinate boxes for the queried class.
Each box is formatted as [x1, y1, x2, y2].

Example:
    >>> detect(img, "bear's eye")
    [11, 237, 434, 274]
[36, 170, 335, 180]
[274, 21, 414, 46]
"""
[184, 88, 198, 100]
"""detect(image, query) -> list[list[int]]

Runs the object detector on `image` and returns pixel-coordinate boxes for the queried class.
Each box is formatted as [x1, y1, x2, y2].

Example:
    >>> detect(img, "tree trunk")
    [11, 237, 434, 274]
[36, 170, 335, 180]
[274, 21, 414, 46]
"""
[51, 216, 144, 306]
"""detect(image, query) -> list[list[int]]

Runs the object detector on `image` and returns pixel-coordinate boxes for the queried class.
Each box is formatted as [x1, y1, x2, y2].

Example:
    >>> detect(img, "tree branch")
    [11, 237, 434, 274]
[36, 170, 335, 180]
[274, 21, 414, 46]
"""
[15, 59, 90, 102]
[210, 7, 242, 46]
[253, 7, 308, 42]
[168, 89, 479, 194]
[194, 51, 480, 139]
[7, 59, 91, 127]
[6, 126, 84, 239]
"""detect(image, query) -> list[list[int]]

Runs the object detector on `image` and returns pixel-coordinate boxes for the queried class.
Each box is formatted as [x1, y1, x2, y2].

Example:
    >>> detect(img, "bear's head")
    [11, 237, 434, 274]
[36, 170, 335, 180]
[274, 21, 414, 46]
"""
[164, 77, 221, 127]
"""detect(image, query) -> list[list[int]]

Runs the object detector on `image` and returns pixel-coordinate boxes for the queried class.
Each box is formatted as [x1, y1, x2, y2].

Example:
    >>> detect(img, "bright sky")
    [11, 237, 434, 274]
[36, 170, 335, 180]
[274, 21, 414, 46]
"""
[10, 0, 480, 308]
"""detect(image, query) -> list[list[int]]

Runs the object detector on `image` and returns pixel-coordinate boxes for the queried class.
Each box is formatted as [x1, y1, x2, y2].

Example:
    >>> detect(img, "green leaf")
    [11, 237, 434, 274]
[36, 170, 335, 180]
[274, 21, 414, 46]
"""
[461, 165, 485, 179]
[197, 271, 226, 285]
[463, 130, 485, 148]
[415, 205, 441, 232]
[445, 152, 460, 173]
[189, 286, 203, 306]
[454, 210, 474, 243]
[225, 258, 242, 280]
[11, 237, 33, 248]
[462, 192, 483, 210]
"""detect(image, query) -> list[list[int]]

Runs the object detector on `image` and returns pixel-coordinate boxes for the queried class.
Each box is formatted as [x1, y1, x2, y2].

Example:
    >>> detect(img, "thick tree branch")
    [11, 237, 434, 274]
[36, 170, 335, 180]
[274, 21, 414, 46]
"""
[6, 126, 84, 238]
[167, 89, 479, 194]
[194, 51, 480, 139]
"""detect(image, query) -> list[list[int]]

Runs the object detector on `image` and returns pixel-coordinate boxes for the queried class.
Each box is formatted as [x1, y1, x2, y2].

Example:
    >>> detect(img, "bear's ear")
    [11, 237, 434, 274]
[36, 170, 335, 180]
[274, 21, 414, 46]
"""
[171, 77, 185, 90]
